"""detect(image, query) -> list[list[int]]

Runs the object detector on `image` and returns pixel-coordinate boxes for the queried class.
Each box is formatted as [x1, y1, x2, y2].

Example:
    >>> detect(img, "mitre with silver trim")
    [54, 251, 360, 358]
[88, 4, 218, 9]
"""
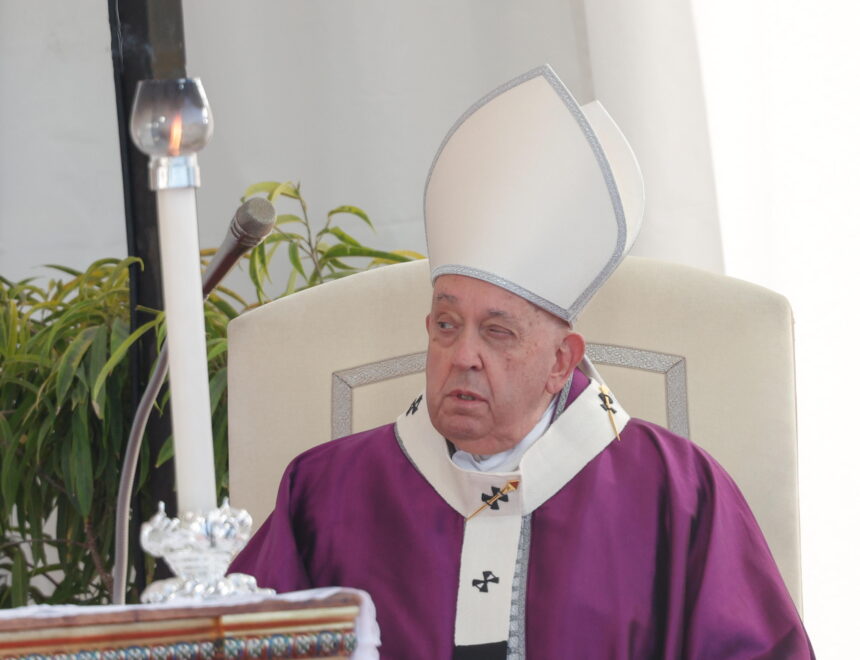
[424, 65, 645, 323]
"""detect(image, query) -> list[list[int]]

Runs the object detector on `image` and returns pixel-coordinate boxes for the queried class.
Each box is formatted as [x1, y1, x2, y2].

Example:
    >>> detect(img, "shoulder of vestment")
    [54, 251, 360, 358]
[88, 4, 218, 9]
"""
[287, 421, 399, 471]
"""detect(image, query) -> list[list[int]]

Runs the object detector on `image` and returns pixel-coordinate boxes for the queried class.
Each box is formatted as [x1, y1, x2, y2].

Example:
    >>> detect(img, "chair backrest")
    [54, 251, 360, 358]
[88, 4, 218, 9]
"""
[227, 256, 802, 608]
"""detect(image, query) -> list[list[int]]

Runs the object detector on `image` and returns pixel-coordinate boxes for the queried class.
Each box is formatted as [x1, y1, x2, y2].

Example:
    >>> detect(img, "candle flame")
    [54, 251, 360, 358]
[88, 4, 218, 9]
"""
[168, 115, 183, 156]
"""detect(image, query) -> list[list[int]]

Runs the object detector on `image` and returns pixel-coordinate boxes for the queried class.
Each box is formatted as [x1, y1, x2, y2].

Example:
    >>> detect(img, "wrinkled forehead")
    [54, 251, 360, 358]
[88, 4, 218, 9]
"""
[430, 274, 572, 330]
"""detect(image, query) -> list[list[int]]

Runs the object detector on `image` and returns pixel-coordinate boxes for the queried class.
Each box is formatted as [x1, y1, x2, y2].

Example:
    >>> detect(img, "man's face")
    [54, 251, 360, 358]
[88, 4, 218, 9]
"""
[424, 275, 579, 455]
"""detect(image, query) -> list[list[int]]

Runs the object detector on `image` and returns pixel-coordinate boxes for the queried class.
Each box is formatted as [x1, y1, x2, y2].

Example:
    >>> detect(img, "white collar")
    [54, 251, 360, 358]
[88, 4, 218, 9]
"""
[395, 377, 629, 517]
[450, 397, 557, 473]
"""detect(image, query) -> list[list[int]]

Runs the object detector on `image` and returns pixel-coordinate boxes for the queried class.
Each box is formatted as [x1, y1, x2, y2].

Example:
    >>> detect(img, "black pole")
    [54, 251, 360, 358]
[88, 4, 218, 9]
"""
[107, 0, 188, 595]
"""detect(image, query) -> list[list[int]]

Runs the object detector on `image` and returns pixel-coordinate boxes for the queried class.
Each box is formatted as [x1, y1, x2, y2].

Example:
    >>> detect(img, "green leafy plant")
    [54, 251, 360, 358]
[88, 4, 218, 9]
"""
[241, 181, 423, 304]
[0, 182, 421, 607]
[0, 259, 154, 606]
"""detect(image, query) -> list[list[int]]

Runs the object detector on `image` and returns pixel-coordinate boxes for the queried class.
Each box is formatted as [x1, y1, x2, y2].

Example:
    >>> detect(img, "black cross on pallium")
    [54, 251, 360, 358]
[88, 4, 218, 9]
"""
[406, 394, 423, 416]
[472, 571, 500, 593]
[598, 391, 617, 414]
[481, 486, 510, 510]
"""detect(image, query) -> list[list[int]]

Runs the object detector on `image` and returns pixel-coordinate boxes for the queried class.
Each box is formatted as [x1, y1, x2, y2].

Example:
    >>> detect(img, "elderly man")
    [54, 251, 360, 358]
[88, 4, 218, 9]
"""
[231, 66, 813, 658]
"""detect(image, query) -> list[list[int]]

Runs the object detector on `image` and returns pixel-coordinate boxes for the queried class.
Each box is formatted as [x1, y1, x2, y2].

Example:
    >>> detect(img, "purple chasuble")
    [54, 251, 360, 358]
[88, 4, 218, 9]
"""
[230, 370, 814, 659]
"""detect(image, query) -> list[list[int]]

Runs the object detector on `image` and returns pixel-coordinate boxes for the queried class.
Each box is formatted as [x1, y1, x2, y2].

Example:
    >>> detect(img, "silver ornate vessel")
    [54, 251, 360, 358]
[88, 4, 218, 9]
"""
[140, 499, 275, 603]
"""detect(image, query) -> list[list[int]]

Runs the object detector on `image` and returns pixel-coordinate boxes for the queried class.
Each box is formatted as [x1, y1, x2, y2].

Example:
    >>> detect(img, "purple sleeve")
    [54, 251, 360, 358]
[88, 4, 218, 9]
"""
[676, 453, 815, 659]
[228, 461, 311, 594]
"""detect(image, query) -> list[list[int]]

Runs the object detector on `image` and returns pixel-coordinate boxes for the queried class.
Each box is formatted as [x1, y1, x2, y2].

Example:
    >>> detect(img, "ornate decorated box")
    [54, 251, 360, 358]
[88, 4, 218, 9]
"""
[0, 592, 362, 660]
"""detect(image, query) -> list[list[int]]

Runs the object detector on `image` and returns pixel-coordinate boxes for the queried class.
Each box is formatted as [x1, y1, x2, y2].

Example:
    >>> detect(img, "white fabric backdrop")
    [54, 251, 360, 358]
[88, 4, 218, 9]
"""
[584, 0, 723, 273]
[692, 1, 860, 656]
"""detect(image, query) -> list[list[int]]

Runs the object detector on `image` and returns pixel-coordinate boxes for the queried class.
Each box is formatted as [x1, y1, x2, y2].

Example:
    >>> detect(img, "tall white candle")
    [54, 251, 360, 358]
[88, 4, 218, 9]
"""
[155, 187, 217, 515]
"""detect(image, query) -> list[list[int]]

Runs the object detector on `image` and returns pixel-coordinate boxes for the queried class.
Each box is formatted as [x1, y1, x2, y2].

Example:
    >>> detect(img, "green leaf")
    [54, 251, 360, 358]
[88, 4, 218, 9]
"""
[265, 230, 305, 245]
[207, 297, 239, 321]
[368, 249, 426, 266]
[11, 548, 28, 607]
[284, 269, 299, 296]
[241, 181, 281, 199]
[2, 353, 51, 370]
[109, 317, 129, 355]
[388, 249, 426, 260]
[209, 367, 228, 415]
[288, 241, 307, 280]
[0, 413, 13, 447]
[155, 436, 174, 468]
[327, 205, 373, 229]
[207, 337, 229, 362]
[34, 415, 52, 462]
[86, 325, 108, 418]
[210, 284, 248, 309]
[5, 299, 19, 356]
[323, 269, 363, 280]
[268, 181, 301, 201]
[1, 376, 40, 396]
[92, 316, 160, 412]
[27, 496, 46, 564]
[44, 264, 83, 277]
[213, 405, 229, 496]
[30, 562, 63, 577]
[81, 257, 122, 275]
[324, 257, 354, 270]
[321, 226, 362, 247]
[55, 497, 69, 558]
[241, 179, 303, 203]
[322, 244, 412, 262]
[0, 417, 21, 518]
[276, 214, 305, 226]
[248, 245, 266, 303]
[69, 405, 93, 516]
[104, 376, 124, 455]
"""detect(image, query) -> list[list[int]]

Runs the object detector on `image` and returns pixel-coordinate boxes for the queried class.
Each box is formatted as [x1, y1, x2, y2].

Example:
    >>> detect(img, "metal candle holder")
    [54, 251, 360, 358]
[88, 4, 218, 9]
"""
[140, 500, 273, 603]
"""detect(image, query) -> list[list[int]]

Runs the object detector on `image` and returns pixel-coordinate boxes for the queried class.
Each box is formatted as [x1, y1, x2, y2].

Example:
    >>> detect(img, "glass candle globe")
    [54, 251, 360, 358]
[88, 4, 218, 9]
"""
[130, 78, 213, 157]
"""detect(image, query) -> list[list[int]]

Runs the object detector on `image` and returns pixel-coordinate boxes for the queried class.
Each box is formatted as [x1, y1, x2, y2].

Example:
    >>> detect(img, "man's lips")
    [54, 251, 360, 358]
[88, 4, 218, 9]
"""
[447, 389, 486, 403]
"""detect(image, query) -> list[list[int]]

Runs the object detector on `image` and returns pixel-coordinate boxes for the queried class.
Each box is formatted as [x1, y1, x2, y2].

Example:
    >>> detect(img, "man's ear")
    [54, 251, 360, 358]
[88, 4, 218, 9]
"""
[425, 314, 431, 334]
[547, 332, 586, 394]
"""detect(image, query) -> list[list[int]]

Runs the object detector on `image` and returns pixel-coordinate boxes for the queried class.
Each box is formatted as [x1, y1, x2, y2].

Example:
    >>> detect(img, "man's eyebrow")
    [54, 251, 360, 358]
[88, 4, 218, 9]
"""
[431, 297, 518, 324]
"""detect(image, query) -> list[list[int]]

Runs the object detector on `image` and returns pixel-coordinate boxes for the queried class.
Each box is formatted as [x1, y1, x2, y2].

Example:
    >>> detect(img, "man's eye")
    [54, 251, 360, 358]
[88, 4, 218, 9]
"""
[437, 321, 454, 330]
[487, 326, 513, 337]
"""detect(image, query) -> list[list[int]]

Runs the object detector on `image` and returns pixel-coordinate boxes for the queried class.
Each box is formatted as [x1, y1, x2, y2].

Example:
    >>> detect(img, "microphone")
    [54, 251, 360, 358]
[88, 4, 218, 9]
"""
[202, 197, 277, 295]
[112, 197, 276, 604]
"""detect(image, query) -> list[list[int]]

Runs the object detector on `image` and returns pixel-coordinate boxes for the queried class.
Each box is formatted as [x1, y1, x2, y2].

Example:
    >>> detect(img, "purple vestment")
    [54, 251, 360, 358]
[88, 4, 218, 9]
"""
[231, 371, 813, 658]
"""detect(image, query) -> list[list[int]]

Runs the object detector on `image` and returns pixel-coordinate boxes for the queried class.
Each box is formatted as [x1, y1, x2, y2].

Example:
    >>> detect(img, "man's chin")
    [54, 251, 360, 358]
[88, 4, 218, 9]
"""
[447, 436, 514, 456]
[430, 420, 514, 456]
[429, 414, 487, 446]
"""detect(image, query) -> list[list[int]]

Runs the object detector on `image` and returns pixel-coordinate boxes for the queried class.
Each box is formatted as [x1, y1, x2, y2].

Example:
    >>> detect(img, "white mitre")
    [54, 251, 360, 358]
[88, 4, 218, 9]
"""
[424, 65, 645, 323]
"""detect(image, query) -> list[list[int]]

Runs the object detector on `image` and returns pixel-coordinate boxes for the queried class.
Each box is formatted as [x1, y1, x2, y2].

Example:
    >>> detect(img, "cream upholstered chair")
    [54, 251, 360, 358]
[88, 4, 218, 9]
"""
[227, 256, 802, 608]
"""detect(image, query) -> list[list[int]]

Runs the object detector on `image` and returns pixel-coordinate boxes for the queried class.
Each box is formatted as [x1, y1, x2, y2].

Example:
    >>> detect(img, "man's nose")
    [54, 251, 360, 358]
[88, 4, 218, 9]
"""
[451, 329, 483, 370]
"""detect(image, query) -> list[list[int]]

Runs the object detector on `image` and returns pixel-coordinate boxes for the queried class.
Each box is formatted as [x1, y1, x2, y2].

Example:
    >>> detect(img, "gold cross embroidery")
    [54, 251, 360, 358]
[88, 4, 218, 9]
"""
[599, 384, 622, 442]
[466, 480, 520, 521]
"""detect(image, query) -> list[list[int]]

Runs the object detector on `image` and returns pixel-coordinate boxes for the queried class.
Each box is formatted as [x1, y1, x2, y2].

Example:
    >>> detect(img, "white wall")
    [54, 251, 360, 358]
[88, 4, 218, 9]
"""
[181, 0, 596, 297]
[692, 1, 860, 655]
[0, 1, 125, 282]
